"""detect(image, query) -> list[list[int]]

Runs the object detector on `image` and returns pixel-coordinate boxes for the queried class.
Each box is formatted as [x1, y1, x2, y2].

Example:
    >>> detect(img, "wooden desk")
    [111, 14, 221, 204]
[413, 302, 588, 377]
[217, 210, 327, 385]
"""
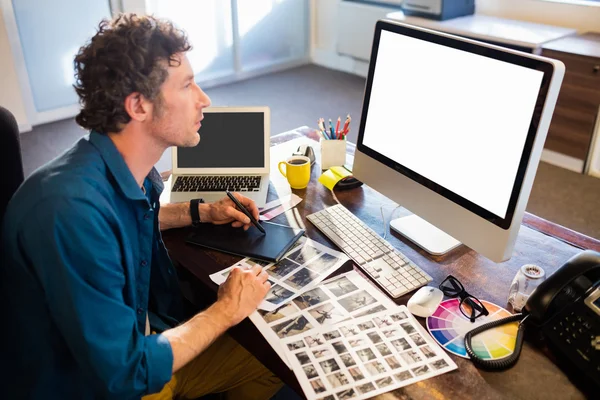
[162, 127, 600, 399]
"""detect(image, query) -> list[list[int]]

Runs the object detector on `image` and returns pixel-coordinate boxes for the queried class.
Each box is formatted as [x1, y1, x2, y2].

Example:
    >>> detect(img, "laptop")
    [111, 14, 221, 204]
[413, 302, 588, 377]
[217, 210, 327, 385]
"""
[170, 106, 270, 207]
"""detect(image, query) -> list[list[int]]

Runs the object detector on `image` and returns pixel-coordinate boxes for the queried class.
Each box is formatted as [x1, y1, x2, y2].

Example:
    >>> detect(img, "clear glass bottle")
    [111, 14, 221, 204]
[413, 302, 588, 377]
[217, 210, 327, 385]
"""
[507, 264, 546, 312]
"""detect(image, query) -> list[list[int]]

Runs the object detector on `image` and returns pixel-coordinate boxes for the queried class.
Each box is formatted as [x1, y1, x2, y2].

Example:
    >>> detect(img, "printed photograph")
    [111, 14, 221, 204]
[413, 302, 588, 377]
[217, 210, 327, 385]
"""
[390, 311, 408, 322]
[394, 370, 413, 382]
[356, 382, 376, 395]
[365, 360, 387, 376]
[336, 388, 357, 400]
[308, 302, 346, 325]
[258, 302, 299, 324]
[293, 288, 330, 310]
[385, 355, 402, 369]
[323, 330, 341, 340]
[382, 328, 401, 338]
[316, 396, 334, 400]
[266, 258, 300, 279]
[307, 253, 340, 273]
[431, 359, 450, 370]
[340, 325, 359, 337]
[324, 276, 359, 297]
[287, 244, 322, 265]
[375, 343, 392, 356]
[303, 364, 318, 379]
[348, 338, 366, 348]
[338, 291, 378, 313]
[357, 321, 375, 331]
[295, 351, 310, 365]
[264, 285, 294, 305]
[331, 341, 348, 354]
[410, 333, 427, 346]
[286, 340, 305, 351]
[356, 348, 376, 362]
[391, 338, 411, 352]
[327, 371, 349, 388]
[367, 332, 383, 344]
[355, 304, 386, 317]
[310, 378, 326, 394]
[375, 376, 394, 388]
[373, 316, 393, 328]
[285, 268, 320, 290]
[312, 348, 332, 359]
[420, 345, 436, 359]
[340, 353, 356, 367]
[272, 316, 312, 339]
[319, 358, 341, 374]
[400, 350, 422, 365]
[401, 322, 416, 335]
[305, 334, 326, 348]
[348, 367, 365, 382]
[412, 365, 431, 376]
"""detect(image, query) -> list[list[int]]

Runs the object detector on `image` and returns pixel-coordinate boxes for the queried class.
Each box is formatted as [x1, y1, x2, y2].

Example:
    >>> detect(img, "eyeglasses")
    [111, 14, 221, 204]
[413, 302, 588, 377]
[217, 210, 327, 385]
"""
[439, 275, 489, 323]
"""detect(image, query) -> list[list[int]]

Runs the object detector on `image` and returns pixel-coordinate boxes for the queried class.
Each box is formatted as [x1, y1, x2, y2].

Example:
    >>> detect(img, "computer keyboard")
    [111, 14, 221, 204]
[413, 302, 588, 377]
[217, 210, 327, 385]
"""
[307, 204, 432, 299]
[172, 175, 261, 192]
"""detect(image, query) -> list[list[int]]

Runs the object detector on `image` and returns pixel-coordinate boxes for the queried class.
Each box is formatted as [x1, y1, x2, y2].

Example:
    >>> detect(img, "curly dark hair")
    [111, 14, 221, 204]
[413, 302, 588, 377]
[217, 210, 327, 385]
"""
[74, 14, 191, 134]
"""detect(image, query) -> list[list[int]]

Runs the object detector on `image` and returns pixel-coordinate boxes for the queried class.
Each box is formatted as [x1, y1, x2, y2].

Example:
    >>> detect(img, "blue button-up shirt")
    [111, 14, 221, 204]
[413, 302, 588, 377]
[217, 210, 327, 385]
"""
[1, 132, 183, 399]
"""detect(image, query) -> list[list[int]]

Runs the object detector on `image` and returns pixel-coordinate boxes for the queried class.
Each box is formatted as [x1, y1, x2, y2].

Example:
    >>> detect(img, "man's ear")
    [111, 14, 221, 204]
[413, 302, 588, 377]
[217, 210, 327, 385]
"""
[124, 92, 152, 122]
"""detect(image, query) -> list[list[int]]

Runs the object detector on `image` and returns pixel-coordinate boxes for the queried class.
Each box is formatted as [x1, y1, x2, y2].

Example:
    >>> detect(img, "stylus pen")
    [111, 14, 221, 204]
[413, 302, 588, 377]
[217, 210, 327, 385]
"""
[225, 191, 266, 234]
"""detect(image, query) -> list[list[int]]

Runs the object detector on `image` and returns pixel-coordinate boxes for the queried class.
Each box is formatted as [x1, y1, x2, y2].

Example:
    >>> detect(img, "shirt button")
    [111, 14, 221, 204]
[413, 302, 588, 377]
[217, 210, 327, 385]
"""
[144, 214, 150, 220]
[137, 308, 144, 315]
[140, 260, 147, 267]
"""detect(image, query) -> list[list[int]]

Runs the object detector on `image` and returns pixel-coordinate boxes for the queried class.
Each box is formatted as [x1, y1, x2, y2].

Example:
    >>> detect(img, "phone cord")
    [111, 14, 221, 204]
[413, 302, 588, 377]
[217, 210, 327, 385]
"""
[464, 313, 526, 370]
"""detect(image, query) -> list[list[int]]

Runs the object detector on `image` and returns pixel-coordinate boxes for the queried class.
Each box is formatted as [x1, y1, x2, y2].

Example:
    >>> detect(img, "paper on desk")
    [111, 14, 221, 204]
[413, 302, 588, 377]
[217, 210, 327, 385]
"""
[249, 270, 397, 369]
[209, 237, 349, 312]
[282, 306, 457, 400]
[259, 194, 303, 221]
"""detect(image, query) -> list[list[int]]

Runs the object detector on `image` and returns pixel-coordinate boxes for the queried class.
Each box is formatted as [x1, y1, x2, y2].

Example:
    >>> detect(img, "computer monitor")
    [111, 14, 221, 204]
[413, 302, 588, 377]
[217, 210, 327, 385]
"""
[352, 20, 565, 262]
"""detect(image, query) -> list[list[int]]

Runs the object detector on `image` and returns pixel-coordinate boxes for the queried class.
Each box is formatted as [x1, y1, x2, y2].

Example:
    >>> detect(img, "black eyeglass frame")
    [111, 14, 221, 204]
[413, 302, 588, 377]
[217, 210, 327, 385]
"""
[439, 275, 490, 323]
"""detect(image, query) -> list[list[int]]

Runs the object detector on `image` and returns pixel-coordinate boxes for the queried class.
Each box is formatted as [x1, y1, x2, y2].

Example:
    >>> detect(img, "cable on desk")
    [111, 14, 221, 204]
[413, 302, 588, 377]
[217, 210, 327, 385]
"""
[380, 205, 401, 239]
[330, 189, 340, 205]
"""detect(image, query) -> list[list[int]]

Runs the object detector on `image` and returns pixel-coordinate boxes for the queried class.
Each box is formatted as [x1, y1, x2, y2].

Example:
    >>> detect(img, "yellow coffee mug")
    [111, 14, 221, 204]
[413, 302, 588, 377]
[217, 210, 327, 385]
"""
[278, 156, 311, 189]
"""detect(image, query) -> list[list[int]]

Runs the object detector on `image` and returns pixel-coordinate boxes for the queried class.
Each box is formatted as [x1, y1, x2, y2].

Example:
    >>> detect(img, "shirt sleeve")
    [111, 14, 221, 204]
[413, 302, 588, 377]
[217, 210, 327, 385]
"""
[20, 196, 173, 397]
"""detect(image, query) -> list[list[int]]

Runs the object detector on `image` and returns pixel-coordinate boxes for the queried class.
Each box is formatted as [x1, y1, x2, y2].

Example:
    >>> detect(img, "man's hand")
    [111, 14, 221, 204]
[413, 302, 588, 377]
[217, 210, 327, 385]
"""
[215, 264, 271, 326]
[201, 193, 259, 230]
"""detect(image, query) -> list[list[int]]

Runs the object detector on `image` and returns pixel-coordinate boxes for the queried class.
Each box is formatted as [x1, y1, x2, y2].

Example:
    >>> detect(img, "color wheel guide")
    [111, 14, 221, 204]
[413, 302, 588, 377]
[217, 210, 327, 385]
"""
[427, 299, 518, 359]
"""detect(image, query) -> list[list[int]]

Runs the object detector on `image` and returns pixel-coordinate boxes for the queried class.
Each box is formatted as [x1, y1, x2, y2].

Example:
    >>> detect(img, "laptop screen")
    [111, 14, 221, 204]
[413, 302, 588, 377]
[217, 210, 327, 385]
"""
[176, 112, 265, 168]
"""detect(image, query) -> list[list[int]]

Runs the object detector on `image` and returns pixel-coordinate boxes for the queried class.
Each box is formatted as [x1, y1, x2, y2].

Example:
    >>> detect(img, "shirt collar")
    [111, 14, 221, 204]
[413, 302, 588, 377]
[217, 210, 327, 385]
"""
[89, 131, 163, 201]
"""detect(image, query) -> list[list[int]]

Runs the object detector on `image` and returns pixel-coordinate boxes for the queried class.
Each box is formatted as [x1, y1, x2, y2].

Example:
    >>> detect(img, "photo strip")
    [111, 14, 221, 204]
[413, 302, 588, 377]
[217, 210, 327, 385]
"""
[249, 271, 397, 368]
[210, 237, 348, 311]
[282, 306, 457, 400]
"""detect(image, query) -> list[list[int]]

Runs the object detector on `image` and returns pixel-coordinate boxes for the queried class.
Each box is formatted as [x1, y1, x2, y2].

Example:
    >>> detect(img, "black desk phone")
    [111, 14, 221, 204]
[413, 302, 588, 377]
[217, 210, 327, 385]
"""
[465, 250, 600, 393]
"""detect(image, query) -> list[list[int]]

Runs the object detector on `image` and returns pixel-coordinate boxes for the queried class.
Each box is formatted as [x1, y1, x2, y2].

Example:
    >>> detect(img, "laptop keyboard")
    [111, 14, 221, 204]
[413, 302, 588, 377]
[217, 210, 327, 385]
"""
[172, 175, 262, 192]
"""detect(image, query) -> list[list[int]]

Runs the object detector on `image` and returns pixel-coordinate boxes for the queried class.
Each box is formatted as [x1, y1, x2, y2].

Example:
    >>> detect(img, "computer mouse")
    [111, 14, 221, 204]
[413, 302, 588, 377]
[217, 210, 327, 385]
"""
[293, 145, 316, 166]
[407, 286, 443, 318]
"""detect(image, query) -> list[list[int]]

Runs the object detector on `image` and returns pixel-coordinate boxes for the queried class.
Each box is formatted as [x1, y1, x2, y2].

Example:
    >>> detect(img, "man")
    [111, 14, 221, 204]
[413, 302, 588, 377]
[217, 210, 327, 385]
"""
[0, 14, 283, 399]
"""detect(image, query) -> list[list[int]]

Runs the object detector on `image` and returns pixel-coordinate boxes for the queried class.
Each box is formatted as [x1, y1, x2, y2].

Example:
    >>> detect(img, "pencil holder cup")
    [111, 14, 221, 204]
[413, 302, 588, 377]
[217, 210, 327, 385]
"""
[320, 139, 346, 170]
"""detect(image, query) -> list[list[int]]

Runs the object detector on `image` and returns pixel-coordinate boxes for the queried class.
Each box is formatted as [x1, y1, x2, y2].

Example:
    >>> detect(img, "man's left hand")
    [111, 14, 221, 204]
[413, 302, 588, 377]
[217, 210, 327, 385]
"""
[201, 193, 259, 230]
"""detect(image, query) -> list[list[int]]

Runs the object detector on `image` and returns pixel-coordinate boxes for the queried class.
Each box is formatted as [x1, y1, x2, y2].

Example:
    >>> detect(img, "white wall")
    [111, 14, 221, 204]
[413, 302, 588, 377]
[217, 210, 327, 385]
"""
[311, 0, 600, 76]
[0, 6, 29, 130]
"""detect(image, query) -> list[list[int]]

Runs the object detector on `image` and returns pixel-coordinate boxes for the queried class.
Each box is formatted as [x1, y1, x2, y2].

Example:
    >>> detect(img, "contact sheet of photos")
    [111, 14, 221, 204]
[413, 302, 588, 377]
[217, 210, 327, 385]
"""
[283, 307, 457, 400]
[249, 271, 397, 368]
[210, 237, 349, 311]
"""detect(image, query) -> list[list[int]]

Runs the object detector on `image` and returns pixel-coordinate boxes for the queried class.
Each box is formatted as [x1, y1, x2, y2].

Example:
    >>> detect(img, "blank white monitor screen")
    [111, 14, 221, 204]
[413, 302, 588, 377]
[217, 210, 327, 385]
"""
[362, 30, 544, 219]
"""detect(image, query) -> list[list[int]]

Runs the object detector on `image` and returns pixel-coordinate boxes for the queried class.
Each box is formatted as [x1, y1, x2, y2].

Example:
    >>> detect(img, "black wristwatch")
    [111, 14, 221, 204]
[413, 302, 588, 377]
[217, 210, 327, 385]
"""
[190, 198, 205, 227]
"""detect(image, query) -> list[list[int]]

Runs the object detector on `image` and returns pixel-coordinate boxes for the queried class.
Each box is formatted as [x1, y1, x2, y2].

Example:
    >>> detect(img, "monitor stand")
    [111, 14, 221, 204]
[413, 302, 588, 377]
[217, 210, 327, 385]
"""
[390, 214, 461, 255]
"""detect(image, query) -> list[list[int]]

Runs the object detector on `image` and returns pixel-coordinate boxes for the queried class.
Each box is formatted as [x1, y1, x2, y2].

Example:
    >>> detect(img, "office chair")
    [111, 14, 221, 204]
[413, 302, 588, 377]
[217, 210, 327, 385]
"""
[0, 106, 24, 226]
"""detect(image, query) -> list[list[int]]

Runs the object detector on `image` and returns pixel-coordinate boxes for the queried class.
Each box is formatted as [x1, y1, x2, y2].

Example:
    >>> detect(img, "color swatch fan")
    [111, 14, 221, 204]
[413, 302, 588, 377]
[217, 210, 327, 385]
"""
[426, 299, 517, 359]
